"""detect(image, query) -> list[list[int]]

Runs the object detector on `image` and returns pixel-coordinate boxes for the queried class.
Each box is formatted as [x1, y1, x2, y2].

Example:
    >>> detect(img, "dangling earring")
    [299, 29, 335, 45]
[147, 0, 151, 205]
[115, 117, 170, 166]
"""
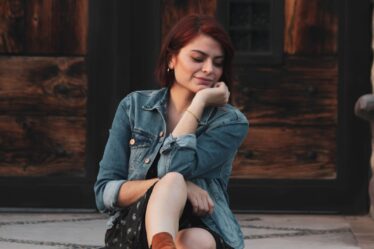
[167, 67, 170, 72]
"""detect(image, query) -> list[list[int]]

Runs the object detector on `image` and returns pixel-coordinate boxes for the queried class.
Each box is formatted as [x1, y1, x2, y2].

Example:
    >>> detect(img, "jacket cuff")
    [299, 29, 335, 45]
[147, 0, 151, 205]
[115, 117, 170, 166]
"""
[160, 133, 196, 153]
[103, 180, 127, 210]
[158, 134, 196, 177]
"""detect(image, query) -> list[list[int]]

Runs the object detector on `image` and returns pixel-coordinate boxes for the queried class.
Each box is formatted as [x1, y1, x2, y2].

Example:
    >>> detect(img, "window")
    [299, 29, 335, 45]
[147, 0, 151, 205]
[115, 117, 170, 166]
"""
[217, 0, 284, 64]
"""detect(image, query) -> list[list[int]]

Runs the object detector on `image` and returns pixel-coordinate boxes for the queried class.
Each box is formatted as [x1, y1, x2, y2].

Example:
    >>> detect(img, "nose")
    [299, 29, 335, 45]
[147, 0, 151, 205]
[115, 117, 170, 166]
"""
[202, 59, 213, 74]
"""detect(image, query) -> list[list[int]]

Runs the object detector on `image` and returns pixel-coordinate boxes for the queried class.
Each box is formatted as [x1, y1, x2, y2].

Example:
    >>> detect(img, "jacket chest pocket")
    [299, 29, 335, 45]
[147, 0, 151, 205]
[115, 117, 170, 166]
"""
[128, 131, 153, 167]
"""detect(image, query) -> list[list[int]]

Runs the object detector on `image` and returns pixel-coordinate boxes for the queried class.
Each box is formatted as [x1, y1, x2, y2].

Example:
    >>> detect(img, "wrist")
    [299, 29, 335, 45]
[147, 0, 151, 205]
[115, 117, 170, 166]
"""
[187, 98, 205, 123]
[190, 95, 206, 110]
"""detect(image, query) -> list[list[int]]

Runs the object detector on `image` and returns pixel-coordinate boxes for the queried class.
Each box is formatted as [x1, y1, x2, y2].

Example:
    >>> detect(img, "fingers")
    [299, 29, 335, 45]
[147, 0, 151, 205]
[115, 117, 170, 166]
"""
[190, 193, 214, 216]
[196, 197, 206, 216]
[207, 196, 215, 215]
[200, 196, 209, 215]
[213, 82, 230, 103]
[186, 181, 214, 216]
[213, 81, 226, 89]
[191, 198, 199, 214]
[225, 90, 230, 102]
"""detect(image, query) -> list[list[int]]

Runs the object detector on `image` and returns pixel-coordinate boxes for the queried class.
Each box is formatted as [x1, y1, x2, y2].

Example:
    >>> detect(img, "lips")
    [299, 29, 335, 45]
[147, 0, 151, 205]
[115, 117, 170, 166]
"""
[194, 76, 214, 84]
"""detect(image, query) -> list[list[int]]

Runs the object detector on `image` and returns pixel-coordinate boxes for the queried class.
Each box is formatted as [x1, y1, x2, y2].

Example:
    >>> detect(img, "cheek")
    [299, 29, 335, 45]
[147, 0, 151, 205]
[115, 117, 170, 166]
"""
[178, 61, 198, 77]
[216, 69, 223, 80]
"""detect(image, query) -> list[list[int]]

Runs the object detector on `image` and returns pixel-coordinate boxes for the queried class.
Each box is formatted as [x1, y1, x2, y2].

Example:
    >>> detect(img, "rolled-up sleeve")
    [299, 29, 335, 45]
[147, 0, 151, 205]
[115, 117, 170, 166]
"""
[157, 111, 249, 179]
[94, 98, 131, 213]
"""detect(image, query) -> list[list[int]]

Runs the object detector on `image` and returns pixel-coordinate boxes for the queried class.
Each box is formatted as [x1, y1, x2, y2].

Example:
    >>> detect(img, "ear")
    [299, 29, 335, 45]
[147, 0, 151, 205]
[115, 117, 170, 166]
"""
[168, 55, 176, 70]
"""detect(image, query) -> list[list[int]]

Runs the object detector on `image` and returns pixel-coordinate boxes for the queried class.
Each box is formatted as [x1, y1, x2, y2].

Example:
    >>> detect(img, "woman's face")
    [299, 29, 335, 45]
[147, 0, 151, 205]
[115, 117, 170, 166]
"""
[169, 34, 224, 93]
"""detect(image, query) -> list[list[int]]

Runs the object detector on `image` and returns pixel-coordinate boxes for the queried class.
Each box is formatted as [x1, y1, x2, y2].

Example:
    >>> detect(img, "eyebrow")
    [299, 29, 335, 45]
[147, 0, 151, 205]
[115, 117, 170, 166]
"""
[191, 49, 224, 59]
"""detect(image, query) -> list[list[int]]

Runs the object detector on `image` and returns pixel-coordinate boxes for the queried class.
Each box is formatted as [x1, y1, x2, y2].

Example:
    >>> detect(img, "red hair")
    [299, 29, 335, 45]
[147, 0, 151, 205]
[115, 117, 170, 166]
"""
[155, 14, 235, 89]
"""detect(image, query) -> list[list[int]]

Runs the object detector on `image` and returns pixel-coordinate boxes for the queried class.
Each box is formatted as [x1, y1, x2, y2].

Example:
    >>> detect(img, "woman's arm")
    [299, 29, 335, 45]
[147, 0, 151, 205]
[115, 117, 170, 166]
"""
[171, 82, 229, 137]
[94, 98, 131, 213]
[117, 178, 159, 207]
[158, 120, 248, 180]
[95, 96, 159, 212]
[157, 82, 248, 180]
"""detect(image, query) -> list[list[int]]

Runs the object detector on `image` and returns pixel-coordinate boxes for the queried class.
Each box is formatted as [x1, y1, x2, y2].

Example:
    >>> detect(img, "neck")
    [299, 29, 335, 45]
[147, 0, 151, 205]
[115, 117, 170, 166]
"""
[169, 84, 194, 114]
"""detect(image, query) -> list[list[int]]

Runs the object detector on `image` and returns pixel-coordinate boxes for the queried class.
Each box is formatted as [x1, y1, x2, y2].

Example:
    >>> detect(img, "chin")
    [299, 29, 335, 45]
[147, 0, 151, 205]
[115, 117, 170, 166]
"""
[195, 85, 212, 91]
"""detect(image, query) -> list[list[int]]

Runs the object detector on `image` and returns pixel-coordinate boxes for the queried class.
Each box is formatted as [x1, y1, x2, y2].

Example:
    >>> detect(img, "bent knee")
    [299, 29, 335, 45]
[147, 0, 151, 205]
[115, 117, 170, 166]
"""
[160, 172, 186, 185]
[156, 172, 186, 192]
[176, 228, 216, 249]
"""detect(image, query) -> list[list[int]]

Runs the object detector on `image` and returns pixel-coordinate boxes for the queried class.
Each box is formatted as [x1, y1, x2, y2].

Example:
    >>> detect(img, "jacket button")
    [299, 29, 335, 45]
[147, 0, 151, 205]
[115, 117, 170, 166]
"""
[129, 138, 135, 145]
[144, 158, 150, 164]
[159, 131, 164, 137]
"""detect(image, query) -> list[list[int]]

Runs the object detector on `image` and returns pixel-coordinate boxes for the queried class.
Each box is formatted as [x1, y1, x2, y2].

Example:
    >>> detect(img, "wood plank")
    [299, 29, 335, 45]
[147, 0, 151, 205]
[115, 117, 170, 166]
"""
[232, 125, 336, 179]
[232, 56, 338, 126]
[0, 0, 88, 54]
[0, 116, 86, 176]
[161, 0, 217, 39]
[0, 0, 24, 53]
[0, 56, 87, 116]
[284, 0, 338, 55]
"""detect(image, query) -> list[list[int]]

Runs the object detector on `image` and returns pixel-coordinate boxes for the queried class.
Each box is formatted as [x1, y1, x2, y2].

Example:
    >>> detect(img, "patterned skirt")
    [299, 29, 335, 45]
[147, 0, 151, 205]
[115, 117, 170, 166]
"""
[104, 185, 233, 249]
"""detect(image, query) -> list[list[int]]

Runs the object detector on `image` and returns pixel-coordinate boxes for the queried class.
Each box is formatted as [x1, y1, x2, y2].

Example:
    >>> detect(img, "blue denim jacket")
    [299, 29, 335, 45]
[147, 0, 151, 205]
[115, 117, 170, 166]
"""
[94, 88, 248, 249]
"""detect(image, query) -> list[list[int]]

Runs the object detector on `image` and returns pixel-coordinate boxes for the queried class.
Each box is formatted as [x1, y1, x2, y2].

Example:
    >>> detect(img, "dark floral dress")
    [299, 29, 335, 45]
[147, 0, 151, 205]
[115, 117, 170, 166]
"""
[104, 157, 233, 249]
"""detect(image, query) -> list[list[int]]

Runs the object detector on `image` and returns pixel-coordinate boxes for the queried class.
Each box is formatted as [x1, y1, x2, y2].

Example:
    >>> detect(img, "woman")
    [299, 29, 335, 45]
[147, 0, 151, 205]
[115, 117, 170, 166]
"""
[94, 14, 248, 249]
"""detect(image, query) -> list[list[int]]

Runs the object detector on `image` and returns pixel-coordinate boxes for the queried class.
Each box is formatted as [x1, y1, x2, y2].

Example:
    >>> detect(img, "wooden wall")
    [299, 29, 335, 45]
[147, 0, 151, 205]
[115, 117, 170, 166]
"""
[162, 0, 217, 38]
[234, 0, 338, 179]
[0, 0, 339, 180]
[0, 0, 88, 176]
[161, 0, 339, 179]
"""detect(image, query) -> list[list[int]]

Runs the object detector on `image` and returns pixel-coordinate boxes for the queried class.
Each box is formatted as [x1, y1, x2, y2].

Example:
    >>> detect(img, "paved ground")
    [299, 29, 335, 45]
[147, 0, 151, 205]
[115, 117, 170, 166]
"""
[0, 212, 373, 249]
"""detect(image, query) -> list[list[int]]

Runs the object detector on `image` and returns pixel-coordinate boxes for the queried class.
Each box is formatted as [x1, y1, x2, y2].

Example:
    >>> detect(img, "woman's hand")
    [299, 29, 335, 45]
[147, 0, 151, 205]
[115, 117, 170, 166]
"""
[193, 82, 230, 108]
[186, 181, 214, 216]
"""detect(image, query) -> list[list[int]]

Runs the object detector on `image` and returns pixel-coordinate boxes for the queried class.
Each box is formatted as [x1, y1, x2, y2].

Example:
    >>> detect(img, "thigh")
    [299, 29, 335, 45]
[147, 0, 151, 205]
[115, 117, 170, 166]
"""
[176, 227, 216, 249]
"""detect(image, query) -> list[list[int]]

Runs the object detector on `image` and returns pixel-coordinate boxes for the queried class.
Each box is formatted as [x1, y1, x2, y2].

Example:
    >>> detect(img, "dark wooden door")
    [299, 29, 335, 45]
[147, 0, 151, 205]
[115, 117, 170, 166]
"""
[0, 0, 92, 208]
[224, 0, 371, 213]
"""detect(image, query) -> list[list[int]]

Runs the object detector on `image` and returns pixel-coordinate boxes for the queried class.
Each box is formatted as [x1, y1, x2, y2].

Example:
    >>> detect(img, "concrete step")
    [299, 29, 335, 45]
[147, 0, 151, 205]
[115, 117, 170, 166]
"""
[0, 213, 373, 249]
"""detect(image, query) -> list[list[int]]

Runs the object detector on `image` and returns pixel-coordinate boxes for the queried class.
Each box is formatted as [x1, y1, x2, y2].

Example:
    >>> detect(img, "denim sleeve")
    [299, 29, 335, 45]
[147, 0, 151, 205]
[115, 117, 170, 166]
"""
[157, 112, 249, 179]
[94, 99, 131, 213]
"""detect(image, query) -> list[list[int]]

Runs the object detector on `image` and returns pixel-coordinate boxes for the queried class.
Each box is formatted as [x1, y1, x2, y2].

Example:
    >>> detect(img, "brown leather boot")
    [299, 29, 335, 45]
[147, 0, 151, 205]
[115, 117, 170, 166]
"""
[151, 232, 176, 249]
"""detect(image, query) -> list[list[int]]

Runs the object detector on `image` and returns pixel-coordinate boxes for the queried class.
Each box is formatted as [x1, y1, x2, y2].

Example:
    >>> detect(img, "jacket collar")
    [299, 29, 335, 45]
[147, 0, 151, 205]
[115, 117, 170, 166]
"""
[142, 87, 216, 125]
[142, 88, 169, 111]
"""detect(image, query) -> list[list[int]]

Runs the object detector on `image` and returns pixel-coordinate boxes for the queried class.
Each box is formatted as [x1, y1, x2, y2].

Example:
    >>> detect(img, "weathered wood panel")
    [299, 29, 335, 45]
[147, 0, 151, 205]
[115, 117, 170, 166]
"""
[0, 56, 87, 116]
[0, 0, 88, 54]
[0, 116, 85, 176]
[229, 0, 339, 179]
[161, 0, 216, 39]
[232, 125, 336, 179]
[285, 0, 338, 55]
[232, 56, 337, 179]
[233, 57, 338, 126]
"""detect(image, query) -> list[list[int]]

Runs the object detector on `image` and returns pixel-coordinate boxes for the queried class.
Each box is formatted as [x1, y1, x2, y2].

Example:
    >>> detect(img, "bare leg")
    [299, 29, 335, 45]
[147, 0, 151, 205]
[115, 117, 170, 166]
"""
[145, 172, 187, 247]
[176, 228, 216, 249]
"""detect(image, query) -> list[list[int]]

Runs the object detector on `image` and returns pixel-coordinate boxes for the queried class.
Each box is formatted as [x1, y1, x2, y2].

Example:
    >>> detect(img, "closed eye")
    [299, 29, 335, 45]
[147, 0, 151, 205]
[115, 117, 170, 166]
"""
[191, 56, 204, 63]
[213, 60, 223, 67]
